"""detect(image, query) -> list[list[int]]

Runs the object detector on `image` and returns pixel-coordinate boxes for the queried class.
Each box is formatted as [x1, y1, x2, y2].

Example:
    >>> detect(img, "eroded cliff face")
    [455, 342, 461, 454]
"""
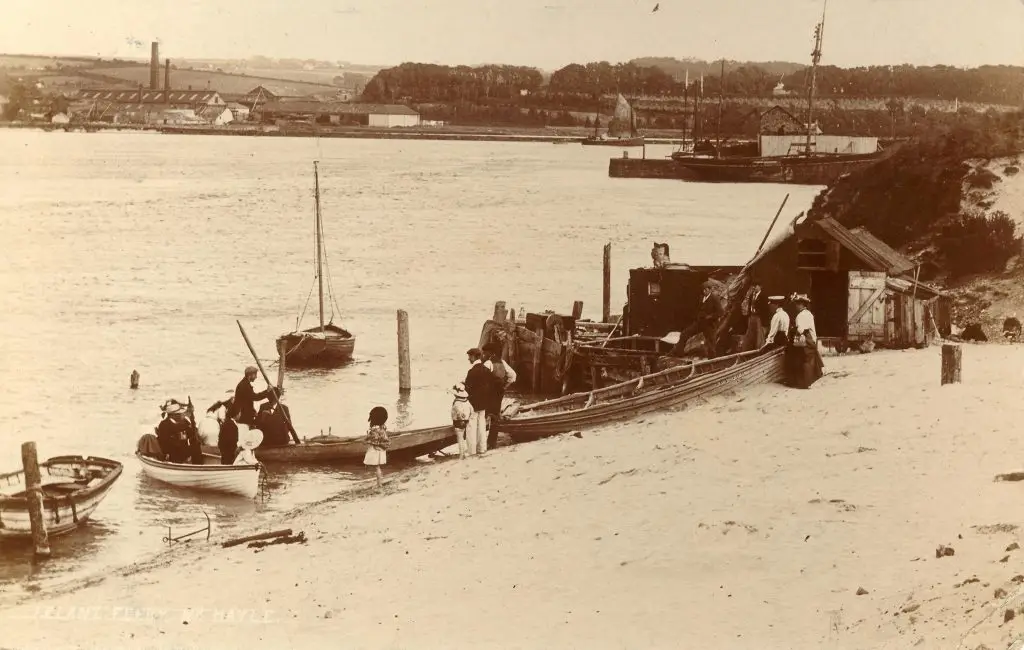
[804, 113, 1024, 336]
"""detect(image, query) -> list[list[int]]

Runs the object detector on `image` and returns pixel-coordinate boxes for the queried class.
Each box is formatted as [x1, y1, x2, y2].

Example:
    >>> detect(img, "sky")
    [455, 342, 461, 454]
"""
[2, 0, 1024, 70]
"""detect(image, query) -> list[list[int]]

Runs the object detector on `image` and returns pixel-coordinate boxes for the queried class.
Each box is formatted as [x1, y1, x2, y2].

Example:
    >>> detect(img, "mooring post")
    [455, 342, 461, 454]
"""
[21, 442, 50, 559]
[397, 309, 411, 392]
[492, 301, 507, 323]
[129, 369, 139, 390]
[602, 243, 612, 323]
[940, 343, 962, 385]
[276, 339, 286, 392]
[531, 326, 544, 393]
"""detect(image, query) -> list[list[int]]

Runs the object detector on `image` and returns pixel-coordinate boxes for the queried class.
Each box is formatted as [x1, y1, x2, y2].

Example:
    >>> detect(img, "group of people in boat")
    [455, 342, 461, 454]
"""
[670, 278, 824, 389]
[139, 366, 294, 466]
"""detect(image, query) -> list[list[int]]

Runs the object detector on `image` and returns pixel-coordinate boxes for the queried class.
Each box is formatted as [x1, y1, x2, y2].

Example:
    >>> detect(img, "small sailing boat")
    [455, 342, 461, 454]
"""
[277, 161, 355, 367]
[581, 94, 645, 147]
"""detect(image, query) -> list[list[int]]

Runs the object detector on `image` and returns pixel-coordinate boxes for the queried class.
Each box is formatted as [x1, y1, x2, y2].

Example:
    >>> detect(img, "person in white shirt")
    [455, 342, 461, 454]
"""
[482, 341, 517, 450]
[762, 296, 791, 349]
[789, 294, 824, 388]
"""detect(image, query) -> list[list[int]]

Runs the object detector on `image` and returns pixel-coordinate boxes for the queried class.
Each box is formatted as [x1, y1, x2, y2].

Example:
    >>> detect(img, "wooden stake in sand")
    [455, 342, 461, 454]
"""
[20, 442, 51, 559]
[941, 343, 962, 385]
[397, 309, 411, 393]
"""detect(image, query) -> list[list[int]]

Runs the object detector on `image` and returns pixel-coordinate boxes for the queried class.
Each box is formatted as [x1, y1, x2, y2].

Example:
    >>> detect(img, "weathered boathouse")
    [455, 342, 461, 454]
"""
[746, 215, 951, 349]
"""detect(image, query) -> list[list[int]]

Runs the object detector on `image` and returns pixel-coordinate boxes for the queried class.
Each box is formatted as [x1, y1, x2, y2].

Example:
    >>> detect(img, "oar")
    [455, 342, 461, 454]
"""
[236, 320, 301, 444]
[754, 193, 790, 257]
[600, 315, 624, 348]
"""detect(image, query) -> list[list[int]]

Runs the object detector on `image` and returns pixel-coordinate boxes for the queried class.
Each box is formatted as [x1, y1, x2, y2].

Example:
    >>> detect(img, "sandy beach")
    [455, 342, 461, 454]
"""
[3, 342, 1024, 650]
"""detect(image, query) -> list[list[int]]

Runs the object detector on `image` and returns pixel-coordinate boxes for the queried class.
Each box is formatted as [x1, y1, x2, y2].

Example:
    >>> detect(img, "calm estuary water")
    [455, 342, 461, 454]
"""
[0, 129, 821, 600]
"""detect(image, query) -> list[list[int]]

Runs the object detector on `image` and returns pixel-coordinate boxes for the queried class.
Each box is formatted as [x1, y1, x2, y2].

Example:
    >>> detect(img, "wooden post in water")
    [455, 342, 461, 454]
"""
[397, 310, 411, 393]
[602, 243, 612, 323]
[531, 326, 544, 393]
[572, 301, 584, 320]
[129, 370, 139, 390]
[941, 343, 961, 385]
[492, 301, 507, 323]
[276, 339, 286, 392]
[20, 442, 50, 559]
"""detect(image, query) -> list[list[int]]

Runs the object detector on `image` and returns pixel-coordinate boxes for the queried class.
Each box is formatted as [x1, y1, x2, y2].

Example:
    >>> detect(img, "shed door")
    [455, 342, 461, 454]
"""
[847, 271, 888, 340]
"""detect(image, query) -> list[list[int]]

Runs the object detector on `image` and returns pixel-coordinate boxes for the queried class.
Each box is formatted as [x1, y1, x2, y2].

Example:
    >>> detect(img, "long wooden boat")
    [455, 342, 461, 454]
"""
[573, 334, 680, 387]
[277, 161, 356, 367]
[203, 425, 457, 465]
[0, 455, 123, 539]
[502, 347, 785, 440]
[136, 451, 261, 499]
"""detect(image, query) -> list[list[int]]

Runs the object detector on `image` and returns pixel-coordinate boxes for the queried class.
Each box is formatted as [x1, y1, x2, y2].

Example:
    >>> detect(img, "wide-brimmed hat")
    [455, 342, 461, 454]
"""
[701, 280, 715, 290]
[767, 295, 786, 303]
[793, 293, 811, 304]
[452, 382, 469, 399]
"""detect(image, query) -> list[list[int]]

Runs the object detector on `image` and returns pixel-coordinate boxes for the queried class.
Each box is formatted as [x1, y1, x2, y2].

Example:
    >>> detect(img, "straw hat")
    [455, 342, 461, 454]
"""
[793, 293, 811, 304]
[452, 382, 469, 399]
[239, 428, 264, 450]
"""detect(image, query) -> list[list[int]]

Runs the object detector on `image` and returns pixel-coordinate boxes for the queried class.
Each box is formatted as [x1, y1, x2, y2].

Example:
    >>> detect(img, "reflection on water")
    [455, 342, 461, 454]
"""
[0, 130, 821, 600]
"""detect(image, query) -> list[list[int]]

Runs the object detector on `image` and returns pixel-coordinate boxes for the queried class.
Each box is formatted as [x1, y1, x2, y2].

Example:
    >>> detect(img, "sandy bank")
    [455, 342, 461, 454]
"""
[4, 343, 1024, 650]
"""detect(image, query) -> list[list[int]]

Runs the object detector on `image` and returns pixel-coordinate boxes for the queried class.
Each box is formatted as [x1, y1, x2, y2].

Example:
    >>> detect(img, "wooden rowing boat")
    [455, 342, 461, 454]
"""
[502, 347, 786, 440]
[203, 425, 457, 465]
[277, 161, 356, 367]
[136, 451, 262, 499]
[0, 455, 123, 539]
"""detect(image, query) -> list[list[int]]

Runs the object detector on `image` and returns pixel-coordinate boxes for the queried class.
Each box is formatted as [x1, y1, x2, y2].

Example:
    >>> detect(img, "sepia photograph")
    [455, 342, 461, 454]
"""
[1, 0, 1024, 648]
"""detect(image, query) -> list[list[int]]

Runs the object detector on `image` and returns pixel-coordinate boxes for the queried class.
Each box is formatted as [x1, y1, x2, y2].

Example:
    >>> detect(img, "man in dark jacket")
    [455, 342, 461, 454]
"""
[233, 366, 272, 427]
[464, 347, 498, 455]
[255, 394, 292, 447]
[671, 280, 725, 358]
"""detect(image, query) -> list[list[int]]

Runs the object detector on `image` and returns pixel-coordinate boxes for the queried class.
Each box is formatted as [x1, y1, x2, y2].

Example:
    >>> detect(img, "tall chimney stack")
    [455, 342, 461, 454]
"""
[150, 42, 160, 90]
[164, 59, 170, 93]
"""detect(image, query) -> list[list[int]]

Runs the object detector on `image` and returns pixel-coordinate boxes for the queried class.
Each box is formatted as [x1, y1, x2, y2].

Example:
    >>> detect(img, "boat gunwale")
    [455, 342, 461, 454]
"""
[135, 452, 261, 473]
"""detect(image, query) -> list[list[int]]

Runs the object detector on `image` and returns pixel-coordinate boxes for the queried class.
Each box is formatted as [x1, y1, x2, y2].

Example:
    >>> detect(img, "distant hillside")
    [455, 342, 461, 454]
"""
[86, 64, 337, 95]
[630, 57, 806, 80]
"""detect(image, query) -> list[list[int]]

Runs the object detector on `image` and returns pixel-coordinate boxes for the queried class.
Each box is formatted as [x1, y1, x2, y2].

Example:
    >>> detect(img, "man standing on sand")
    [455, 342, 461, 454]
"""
[482, 341, 517, 451]
[233, 366, 272, 428]
[464, 348, 498, 456]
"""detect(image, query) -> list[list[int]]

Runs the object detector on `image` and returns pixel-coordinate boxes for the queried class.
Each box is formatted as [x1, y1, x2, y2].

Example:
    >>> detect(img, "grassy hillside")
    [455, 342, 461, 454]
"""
[88, 65, 336, 95]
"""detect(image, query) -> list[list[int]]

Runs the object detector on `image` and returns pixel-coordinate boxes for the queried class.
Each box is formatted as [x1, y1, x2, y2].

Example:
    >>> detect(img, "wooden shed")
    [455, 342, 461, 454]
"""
[747, 216, 951, 349]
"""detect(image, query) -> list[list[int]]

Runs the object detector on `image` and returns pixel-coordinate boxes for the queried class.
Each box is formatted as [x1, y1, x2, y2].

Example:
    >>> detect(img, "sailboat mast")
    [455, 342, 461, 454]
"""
[805, 0, 827, 156]
[716, 59, 725, 157]
[314, 161, 325, 334]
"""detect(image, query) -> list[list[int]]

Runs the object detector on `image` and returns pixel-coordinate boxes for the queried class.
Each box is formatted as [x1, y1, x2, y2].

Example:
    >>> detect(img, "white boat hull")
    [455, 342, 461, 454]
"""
[136, 453, 260, 499]
[0, 456, 123, 539]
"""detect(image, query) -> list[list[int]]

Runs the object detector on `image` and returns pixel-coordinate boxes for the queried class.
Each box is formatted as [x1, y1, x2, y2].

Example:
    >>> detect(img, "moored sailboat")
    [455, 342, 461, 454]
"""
[277, 161, 356, 367]
[582, 94, 645, 147]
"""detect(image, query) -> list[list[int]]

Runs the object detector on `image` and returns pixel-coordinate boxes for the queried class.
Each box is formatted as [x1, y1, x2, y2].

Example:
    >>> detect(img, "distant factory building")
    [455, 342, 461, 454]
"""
[262, 101, 421, 127]
[76, 88, 226, 110]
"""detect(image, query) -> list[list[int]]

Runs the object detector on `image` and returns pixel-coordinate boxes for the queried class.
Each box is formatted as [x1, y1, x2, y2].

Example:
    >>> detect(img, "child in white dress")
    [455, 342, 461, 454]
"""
[363, 406, 389, 489]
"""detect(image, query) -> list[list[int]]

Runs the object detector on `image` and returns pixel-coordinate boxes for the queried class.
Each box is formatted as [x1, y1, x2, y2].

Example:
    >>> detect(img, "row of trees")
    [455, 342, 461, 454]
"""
[362, 60, 1024, 106]
[361, 63, 544, 103]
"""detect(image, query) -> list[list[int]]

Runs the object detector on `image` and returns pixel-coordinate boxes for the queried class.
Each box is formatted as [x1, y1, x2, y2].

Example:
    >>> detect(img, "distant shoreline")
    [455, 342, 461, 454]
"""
[0, 121, 688, 145]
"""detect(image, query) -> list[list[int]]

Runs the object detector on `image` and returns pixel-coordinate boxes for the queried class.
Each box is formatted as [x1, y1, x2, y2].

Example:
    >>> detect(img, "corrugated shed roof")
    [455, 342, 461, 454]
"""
[77, 89, 221, 104]
[813, 217, 914, 275]
[849, 226, 915, 275]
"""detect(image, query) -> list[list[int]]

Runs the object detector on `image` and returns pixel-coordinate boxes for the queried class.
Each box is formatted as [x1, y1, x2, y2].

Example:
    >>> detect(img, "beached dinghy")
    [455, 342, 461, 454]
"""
[136, 433, 262, 499]
[502, 347, 786, 440]
[0, 455, 123, 539]
[203, 424, 457, 465]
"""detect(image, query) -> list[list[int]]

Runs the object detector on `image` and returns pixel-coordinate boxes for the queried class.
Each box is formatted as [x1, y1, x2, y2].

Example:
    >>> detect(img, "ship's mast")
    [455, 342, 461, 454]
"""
[805, 0, 827, 156]
[314, 161, 325, 334]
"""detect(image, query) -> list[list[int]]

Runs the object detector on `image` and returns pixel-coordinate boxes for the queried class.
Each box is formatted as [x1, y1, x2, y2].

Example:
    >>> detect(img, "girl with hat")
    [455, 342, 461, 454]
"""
[788, 294, 825, 388]
[364, 406, 390, 489]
